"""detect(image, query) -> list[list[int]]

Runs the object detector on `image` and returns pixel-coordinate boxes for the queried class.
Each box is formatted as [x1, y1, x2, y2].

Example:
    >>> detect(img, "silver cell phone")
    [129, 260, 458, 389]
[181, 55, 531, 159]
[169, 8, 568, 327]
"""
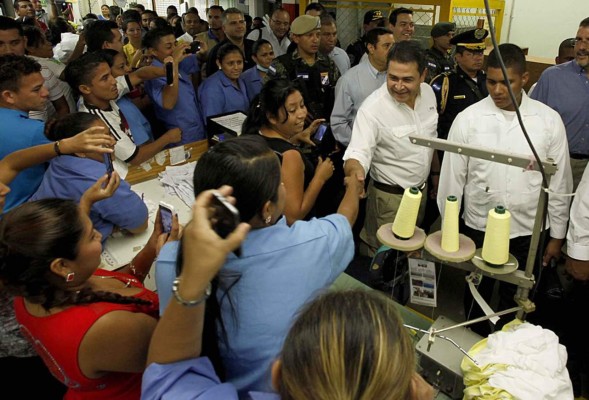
[159, 201, 175, 233]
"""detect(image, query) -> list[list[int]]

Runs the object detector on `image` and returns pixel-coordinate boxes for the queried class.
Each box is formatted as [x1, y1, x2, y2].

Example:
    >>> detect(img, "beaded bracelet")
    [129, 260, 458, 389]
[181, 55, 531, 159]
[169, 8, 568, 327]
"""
[172, 278, 212, 307]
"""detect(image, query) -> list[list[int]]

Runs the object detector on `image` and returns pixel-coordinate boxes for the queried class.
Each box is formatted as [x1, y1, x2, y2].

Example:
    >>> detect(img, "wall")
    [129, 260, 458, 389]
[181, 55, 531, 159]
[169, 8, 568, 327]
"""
[500, 0, 587, 59]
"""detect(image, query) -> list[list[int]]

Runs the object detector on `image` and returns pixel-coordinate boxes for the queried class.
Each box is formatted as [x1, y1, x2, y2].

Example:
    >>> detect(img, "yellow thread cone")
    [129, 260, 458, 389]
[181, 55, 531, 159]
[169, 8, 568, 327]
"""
[482, 206, 511, 265]
[392, 187, 422, 239]
[441, 195, 460, 252]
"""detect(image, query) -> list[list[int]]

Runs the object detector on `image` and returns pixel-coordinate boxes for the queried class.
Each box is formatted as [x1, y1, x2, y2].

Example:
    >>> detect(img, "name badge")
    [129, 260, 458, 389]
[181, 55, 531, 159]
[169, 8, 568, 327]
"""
[297, 72, 309, 80]
[453, 95, 466, 99]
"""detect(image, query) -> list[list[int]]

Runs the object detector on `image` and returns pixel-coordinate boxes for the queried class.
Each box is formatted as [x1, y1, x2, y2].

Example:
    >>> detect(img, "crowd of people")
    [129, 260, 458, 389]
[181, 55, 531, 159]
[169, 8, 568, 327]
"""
[0, 1, 588, 398]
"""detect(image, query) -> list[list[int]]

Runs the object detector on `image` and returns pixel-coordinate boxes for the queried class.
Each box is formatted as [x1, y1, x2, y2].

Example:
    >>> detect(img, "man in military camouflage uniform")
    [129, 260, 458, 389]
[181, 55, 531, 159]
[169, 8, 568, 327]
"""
[267, 14, 340, 120]
[425, 21, 456, 83]
[430, 28, 489, 141]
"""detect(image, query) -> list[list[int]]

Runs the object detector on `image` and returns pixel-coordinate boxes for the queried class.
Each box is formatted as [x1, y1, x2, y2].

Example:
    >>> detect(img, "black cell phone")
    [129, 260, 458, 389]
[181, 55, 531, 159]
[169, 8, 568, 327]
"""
[187, 41, 201, 54]
[159, 201, 175, 233]
[165, 62, 174, 85]
[211, 191, 241, 256]
[103, 153, 114, 177]
[313, 123, 329, 143]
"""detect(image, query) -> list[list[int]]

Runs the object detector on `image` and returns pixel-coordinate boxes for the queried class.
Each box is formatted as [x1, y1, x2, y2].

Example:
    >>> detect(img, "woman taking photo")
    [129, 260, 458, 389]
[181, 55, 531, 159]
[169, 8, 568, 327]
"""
[144, 186, 434, 400]
[198, 43, 250, 122]
[155, 136, 361, 396]
[0, 199, 178, 399]
[241, 39, 275, 102]
[243, 79, 334, 224]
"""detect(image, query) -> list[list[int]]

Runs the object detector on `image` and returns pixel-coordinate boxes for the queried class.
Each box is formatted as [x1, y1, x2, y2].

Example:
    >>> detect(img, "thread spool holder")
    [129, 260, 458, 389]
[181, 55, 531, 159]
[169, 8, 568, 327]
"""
[409, 135, 557, 322]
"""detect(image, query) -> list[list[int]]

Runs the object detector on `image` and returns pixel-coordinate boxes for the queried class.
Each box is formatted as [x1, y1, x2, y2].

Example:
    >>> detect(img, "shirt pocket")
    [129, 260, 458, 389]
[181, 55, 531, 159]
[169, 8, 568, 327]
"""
[391, 125, 415, 139]
[465, 183, 504, 228]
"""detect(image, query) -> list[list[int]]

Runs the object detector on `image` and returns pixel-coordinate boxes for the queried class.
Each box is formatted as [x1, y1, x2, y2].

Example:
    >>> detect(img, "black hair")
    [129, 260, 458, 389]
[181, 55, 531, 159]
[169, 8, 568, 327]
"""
[142, 26, 175, 49]
[387, 40, 426, 74]
[109, 5, 121, 18]
[208, 5, 224, 15]
[389, 7, 413, 26]
[94, 48, 120, 67]
[193, 135, 281, 223]
[580, 17, 589, 28]
[244, 14, 252, 25]
[0, 199, 151, 310]
[487, 43, 527, 75]
[64, 51, 108, 95]
[132, 3, 145, 12]
[83, 13, 98, 21]
[216, 42, 244, 63]
[167, 5, 178, 13]
[252, 38, 271, 55]
[46, 112, 101, 141]
[85, 19, 118, 52]
[242, 78, 301, 136]
[365, 26, 393, 47]
[150, 16, 170, 30]
[0, 15, 24, 36]
[0, 54, 40, 92]
[22, 24, 44, 49]
[47, 17, 73, 45]
[122, 18, 141, 32]
[305, 2, 326, 14]
[122, 9, 141, 23]
[320, 13, 335, 26]
[222, 7, 244, 24]
[141, 10, 157, 17]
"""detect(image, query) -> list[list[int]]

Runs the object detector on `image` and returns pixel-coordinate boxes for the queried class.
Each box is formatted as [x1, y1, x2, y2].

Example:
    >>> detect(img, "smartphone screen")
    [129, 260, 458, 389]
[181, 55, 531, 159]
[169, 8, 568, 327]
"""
[211, 192, 240, 239]
[314, 123, 328, 142]
[159, 205, 174, 233]
[103, 153, 114, 177]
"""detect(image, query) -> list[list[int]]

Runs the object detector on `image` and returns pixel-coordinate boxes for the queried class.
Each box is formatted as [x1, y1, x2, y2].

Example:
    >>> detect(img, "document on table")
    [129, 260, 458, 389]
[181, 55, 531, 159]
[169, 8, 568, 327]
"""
[159, 161, 196, 208]
[209, 112, 247, 136]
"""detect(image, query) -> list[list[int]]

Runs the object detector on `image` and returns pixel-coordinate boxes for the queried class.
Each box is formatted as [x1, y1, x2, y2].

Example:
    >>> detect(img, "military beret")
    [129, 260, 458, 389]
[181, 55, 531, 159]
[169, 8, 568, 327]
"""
[450, 28, 489, 50]
[290, 15, 321, 35]
[431, 22, 456, 38]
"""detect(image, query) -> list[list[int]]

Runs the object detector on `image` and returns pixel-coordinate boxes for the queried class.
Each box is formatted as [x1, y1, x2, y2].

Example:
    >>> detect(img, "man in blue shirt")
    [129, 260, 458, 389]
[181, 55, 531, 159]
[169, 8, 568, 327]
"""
[0, 54, 50, 212]
[531, 17, 589, 190]
[143, 26, 207, 144]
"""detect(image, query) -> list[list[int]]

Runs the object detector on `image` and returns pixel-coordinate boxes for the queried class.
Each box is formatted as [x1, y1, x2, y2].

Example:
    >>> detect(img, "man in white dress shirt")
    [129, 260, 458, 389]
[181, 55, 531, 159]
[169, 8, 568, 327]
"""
[343, 40, 439, 256]
[437, 43, 572, 335]
[331, 27, 394, 147]
[246, 8, 291, 57]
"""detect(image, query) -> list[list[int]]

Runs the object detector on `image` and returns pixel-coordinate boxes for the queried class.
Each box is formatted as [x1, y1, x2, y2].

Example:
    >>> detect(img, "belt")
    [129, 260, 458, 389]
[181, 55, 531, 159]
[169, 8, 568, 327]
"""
[373, 180, 426, 195]
[569, 153, 589, 160]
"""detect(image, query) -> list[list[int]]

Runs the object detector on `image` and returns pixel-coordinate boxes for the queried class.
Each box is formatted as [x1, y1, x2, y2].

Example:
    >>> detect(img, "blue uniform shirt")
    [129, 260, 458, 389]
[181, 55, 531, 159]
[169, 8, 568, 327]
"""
[116, 96, 153, 145]
[198, 70, 250, 121]
[0, 107, 50, 212]
[241, 66, 263, 103]
[530, 60, 589, 156]
[30, 155, 148, 243]
[144, 57, 206, 144]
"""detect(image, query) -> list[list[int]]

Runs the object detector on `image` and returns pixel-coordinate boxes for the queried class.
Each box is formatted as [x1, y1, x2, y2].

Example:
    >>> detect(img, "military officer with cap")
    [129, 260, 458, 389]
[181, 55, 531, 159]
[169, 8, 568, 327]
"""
[266, 14, 340, 121]
[431, 25, 489, 141]
[346, 10, 386, 67]
[425, 21, 456, 83]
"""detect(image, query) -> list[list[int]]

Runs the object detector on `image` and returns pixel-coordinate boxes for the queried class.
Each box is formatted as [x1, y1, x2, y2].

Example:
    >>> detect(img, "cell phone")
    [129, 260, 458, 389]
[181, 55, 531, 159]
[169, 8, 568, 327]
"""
[165, 62, 174, 85]
[159, 201, 175, 234]
[211, 191, 241, 256]
[103, 153, 114, 177]
[314, 123, 329, 142]
[187, 41, 201, 54]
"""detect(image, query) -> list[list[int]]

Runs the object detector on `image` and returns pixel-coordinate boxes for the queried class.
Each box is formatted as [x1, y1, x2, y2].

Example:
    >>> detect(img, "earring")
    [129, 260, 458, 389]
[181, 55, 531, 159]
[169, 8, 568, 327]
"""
[65, 272, 75, 283]
[265, 215, 272, 224]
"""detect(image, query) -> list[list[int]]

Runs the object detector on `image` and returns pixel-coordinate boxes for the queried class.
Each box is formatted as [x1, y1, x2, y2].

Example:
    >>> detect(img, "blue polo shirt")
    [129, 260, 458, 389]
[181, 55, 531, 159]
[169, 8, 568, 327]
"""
[0, 107, 50, 213]
[241, 66, 263, 103]
[116, 96, 153, 145]
[198, 70, 250, 121]
[30, 155, 148, 243]
[531, 60, 589, 155]
[144, 57, 205, 144]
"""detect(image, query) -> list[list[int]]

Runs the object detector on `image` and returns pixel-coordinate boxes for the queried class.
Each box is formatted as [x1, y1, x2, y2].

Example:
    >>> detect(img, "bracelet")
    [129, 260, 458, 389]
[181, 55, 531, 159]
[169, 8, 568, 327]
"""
[172, 278, 211, 307]
[54, 140, 63, 156]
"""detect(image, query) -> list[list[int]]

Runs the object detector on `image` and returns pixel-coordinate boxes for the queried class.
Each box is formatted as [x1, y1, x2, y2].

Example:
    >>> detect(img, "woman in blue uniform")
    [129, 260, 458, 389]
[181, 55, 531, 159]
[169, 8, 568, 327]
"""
[241, 39, 275, 102]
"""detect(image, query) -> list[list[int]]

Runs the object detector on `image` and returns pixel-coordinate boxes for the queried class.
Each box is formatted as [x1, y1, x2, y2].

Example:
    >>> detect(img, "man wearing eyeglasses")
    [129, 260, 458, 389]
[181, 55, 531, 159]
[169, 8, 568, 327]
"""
[531, 17, 589, 191]
[247, 8, 291, 57]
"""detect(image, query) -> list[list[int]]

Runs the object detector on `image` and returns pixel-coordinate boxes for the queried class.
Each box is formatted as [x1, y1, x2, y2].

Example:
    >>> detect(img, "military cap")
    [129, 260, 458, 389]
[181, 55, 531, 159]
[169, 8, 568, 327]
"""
[290, 15, 321, 35]
[364, 10, 385, 25]
[431, 22, 456, 38]
[450, 28, 488, 50]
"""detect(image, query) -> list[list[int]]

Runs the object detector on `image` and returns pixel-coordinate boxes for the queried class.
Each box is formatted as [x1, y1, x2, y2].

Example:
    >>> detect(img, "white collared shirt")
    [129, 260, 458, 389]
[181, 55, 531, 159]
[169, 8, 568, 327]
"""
[567, 165, 589, 260]
[438, 93, 572, 239]
[246, 26, 290, 57]
[343, 82, 438, 187]
[331, 57, 386, 146]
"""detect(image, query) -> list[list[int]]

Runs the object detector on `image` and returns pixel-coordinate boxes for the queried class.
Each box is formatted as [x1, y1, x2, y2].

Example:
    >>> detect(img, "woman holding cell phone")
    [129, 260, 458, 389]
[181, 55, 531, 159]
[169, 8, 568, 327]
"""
[242, 79, 335, 224]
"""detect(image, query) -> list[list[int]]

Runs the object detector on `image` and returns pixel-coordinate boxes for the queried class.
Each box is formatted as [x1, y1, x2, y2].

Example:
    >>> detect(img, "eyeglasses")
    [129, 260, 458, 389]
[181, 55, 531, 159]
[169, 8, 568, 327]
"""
[271, 19, 289, 27]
